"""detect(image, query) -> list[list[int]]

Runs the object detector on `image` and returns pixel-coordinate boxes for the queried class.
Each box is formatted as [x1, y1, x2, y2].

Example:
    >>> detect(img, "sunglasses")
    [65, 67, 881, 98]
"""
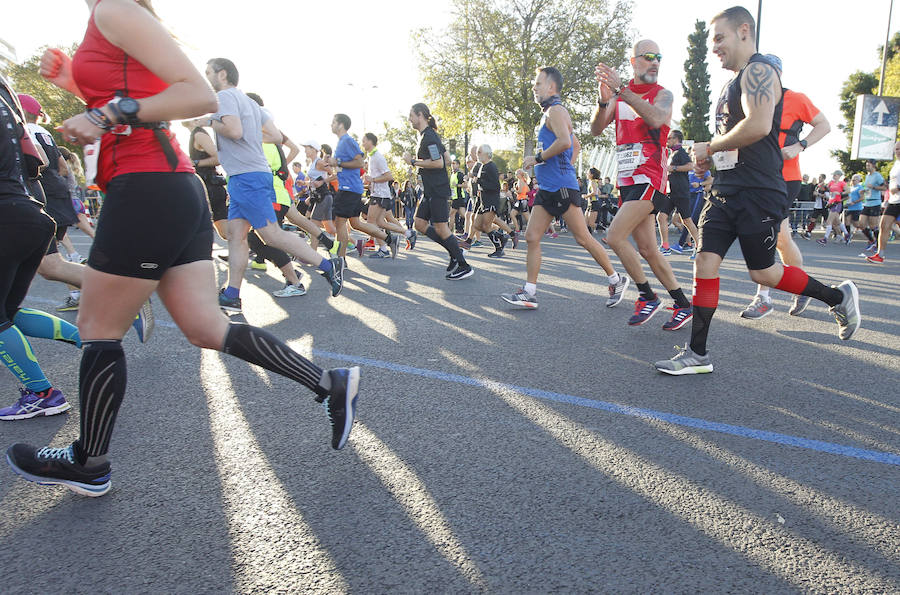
[635, 53, 662, 62]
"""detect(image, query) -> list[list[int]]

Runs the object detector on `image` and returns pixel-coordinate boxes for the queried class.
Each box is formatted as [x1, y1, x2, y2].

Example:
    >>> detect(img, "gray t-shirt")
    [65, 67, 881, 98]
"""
[213, 87, 270, 176]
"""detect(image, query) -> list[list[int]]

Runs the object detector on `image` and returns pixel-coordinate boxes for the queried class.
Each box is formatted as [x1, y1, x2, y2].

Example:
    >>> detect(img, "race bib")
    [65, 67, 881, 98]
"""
[712, 149, 738, 171]
[617, 143, 645, 176]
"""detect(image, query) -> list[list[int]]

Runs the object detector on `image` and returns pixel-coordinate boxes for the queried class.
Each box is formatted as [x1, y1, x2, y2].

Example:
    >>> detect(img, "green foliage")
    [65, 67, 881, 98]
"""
[378, 117, 419, 185]
[414, 0, 633, 157]
[680, 20, 711, 142]
[8, 44, 84, 156]
[494, 149, 521, 172]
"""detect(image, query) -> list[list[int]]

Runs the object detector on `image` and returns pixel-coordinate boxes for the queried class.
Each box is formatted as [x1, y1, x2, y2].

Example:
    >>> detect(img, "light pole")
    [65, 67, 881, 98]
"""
[879, 0, 895, 96]
[346, 83, 378, 133]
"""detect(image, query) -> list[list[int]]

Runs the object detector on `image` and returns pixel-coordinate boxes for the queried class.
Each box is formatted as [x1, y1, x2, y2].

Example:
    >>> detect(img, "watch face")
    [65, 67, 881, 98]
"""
[119, 97, 140, 117]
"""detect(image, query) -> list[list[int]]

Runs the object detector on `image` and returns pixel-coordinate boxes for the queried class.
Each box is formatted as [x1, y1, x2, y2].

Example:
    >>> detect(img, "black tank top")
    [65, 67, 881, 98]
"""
[712, 54, 786, 196]
[189, 127, 217, 180]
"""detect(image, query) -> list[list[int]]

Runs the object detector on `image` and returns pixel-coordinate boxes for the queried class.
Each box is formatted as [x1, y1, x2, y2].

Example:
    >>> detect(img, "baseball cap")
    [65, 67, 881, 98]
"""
[301, 139, 321, 151]
[761, 54, 782, 74]
[17, 94, 43, 117]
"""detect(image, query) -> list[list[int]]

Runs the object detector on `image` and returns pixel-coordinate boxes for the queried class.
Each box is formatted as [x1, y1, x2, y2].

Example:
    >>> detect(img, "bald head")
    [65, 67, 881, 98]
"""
[633, 39, 659, 55]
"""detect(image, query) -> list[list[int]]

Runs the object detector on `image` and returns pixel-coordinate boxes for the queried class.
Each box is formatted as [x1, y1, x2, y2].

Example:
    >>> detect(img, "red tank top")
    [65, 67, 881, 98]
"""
[71, 1, 192, 191]
[614, 81, 669, 192]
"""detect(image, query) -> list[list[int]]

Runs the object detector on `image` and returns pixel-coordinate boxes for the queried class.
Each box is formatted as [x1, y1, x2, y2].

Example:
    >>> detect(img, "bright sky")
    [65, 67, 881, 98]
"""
[6, 0, 900, 175]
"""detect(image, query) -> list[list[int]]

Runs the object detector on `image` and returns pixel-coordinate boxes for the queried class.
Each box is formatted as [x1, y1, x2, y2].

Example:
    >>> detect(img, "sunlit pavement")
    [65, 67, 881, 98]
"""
[2, 229, 898, 593]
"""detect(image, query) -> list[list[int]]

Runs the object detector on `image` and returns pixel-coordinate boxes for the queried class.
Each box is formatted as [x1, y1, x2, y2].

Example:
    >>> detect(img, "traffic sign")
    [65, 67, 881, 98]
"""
[851, 94, 900, 160]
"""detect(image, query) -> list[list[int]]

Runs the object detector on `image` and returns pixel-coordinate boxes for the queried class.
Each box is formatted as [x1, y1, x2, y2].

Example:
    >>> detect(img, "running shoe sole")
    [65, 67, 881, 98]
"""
[332, 367, 360, 450]
[500, 295, 538, 309]
[6, 452, 111, 497]
[657, 363, 714, 376]
[836, 281, 861, 340]
[133, 299, 155, 343]
[0, 401, 70, 420]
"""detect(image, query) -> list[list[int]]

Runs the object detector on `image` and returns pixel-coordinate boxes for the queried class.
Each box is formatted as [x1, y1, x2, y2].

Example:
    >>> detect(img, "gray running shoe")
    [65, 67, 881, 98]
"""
[606, 274, 630, 307]
[655, 344, 714, 375]
[830, 280, 861, 340]
[788, 294, 812, 316]
[389, 233, 400, 259]
[56, 296, 80, 312]
[272, 283, 307, 298]
[500, 288, 537, 309]
[740, 295, 774, 320]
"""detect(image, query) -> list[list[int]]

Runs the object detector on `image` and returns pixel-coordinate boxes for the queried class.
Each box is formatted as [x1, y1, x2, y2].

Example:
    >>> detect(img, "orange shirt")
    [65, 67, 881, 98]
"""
[779, 90, 820, 182]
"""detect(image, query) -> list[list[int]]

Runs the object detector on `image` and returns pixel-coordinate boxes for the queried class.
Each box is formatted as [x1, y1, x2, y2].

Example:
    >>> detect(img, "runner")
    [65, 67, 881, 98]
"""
[0, 76, 82, 421]
[739, 54, 831, 319]
[860, 159, 885, 252]
[591, 41, 693, 329]
[459, 144, 517, 257]
[182, 119, 228, 240]
[201, 58, 343, 311]
[501, 67, 627, 309]
[867, 141, 900, 263]
[6, 0, 360, 497]
[362, 132, 414, 258]
[403, 103, 473, 280]
[654, 6, 861, 375]
[324, 114, 401, 263]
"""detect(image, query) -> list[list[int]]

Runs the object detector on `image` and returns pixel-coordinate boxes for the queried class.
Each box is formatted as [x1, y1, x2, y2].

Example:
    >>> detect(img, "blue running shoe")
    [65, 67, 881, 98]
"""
[132, 298, 154, 343]
[662, 305, 693, 330]
[670, 244, 684, 255]
[628, 297, 661, 326]
[6, 443, 111, 497]
[322, 256, 344, 297]
[0, 388, 70, 420]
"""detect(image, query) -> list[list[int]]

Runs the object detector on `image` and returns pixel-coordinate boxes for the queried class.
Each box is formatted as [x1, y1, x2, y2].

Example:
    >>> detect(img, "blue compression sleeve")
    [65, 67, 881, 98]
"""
[0, 325, 52, 392]
[13, 308, 81, 348]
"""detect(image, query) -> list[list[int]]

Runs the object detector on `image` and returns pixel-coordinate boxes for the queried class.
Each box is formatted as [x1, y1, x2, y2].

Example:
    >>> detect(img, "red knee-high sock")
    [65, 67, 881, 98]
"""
[775, 265, 809, 295]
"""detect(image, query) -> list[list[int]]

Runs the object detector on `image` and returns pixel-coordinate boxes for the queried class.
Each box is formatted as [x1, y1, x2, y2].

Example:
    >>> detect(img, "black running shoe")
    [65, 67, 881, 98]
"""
[321, 367, 360, 450]
[446, 263, 474, 280]
[446, 256, 459, 272]
[6, 443, 111, 497]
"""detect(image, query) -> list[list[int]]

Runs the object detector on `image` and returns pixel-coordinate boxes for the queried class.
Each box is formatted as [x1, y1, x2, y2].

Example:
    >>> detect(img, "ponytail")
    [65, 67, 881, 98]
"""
[412, 103, 438, 131]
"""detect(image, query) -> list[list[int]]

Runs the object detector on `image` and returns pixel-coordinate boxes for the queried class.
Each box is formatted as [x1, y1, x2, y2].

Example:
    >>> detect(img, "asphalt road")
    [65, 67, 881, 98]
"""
[1, 228, 898, 593]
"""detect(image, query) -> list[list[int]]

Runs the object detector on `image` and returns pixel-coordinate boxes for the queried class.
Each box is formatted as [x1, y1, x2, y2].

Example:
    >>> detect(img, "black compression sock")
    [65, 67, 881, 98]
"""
[689, 305, 716, 356]
[76, 340, 127, 461]
[668, 288, 691, 309]
[801, 277, 844, 307]
[636, 281, 657, 301]
[223, 323, 326, 397]
[318, 232, 334, 250]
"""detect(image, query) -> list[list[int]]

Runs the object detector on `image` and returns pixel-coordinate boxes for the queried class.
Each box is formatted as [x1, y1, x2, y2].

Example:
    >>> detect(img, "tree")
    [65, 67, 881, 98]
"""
[378, 117, 419, 185]
[8, 45, 85, 156]
[680, 20, 711, 142]
[414, 0, 633, 158]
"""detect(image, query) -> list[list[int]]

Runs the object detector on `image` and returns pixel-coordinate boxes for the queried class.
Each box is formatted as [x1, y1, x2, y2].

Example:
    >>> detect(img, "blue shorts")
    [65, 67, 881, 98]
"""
[227, 171, 278, 229]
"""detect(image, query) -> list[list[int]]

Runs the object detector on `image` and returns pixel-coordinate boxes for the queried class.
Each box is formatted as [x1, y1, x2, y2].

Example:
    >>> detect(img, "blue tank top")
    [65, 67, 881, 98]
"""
[535, 99, 578, 192]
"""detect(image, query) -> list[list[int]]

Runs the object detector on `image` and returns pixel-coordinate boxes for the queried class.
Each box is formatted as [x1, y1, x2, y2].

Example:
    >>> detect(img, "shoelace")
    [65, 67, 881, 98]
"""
[37, 446, 74, 464]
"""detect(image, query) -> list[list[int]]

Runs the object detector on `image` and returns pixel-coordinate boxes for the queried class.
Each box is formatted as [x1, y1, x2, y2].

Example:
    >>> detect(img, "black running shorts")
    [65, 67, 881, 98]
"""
[414, 195, 451, 224]
[532, 187, 582, 218]
[88, 172, 213, 280]
[333, 190, 364, 219]
[698, 188, 784, 270]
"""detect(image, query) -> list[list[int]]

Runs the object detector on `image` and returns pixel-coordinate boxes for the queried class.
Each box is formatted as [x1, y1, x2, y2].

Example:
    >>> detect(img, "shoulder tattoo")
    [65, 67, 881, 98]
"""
[745, 63, 774, 107]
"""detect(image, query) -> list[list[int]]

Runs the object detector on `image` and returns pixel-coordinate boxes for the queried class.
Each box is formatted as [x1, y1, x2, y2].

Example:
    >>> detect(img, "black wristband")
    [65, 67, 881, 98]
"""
[535, 152, 544, 164]
[598, 98, 609, 108]
[799, 139, 808, 150]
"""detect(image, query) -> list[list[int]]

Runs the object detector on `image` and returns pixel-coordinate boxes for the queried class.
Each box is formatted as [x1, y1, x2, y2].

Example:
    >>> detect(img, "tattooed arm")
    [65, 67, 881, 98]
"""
[620, 88, 673, 130]
[708, 61, 781, 154]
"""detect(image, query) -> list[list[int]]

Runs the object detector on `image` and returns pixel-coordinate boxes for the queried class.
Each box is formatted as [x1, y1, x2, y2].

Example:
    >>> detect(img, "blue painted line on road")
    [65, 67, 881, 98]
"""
[313, 349, 900, 467]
